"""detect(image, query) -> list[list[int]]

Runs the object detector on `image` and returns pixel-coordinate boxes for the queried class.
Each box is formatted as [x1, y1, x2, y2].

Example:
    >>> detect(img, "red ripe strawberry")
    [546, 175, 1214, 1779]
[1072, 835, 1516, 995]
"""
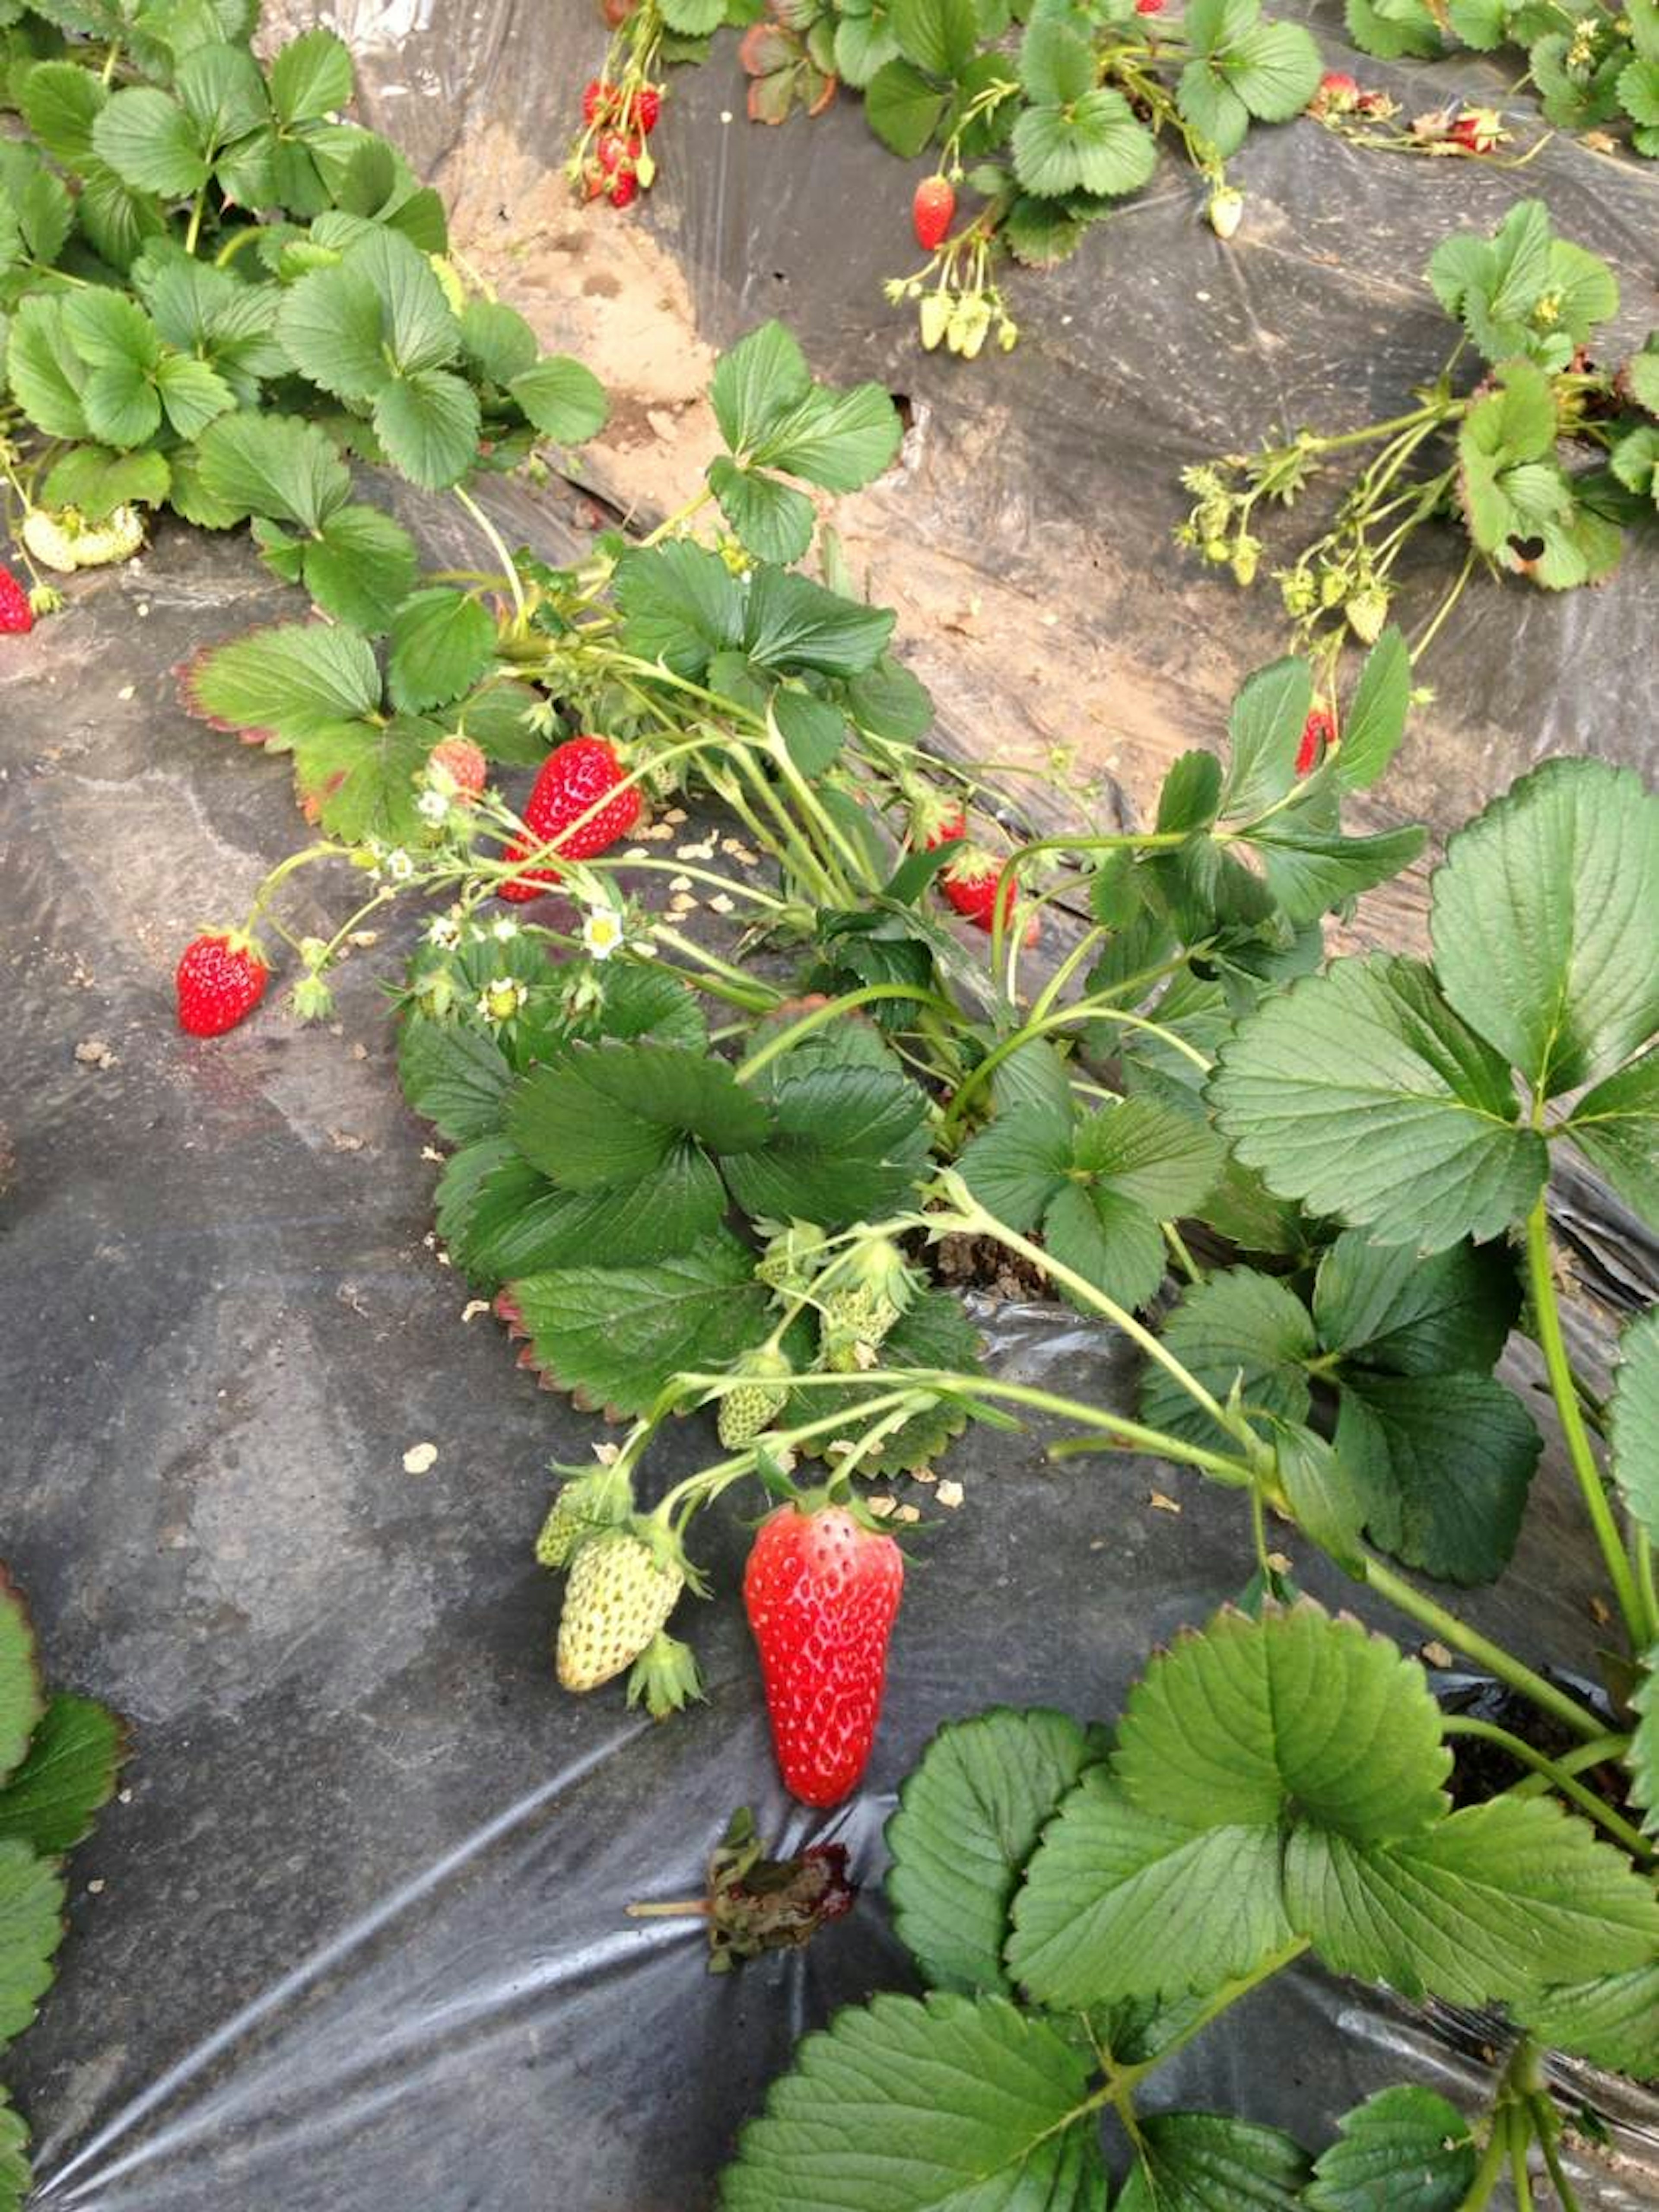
[1448, 106, 1501, 152]
[912, 175, 955, 253]
[597, 129, 641, 172]
[744, 1501, 904, 1808]
[0, 565, 33, 635]
[428, 736, 488, 802]
[176, 930, 269, 1037]
[630, 84, 662, 133]
[920, 801, 966, 851]
[582, 77, 616, 123]
[1315, 69, 1358, 108]
[608, 168, 639, 210]
[942, 848, 1037, 943]
[1134, 0, 1166, 14]
[1296, 707, 1334, 776]
[499, 735, 641, 901]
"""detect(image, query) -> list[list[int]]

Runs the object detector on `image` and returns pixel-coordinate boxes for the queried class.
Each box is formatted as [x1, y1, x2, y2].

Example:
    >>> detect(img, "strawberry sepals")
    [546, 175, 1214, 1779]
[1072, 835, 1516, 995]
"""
[626, 1630, 706, 1718]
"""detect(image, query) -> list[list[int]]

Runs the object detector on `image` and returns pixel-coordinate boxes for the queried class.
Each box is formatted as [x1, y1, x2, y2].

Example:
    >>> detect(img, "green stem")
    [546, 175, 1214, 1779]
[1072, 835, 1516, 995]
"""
[1410, 544, 1480, 665]
[453, 485, 527, 629]
[1524, 1195, 1645, 1649]
[246, 841, 350, 929]
[1363, 1557, 1605, 1742]
[1529, 2099, 1583, 2212]
[101, 38, 121, 82]
[1459, 2116, 1513, 2212]
[735, 984, 958, 1084]
[183, 186, 208, 256]
[1111, 1936, 1311, 2090]
[1442, 1718, 1653, 1859]
[213, 224, 267, 269]
[1508, 1731, 1629, 1795]
[939, 996, 1208, 1142]
[1508, 2103, 1537, 2212]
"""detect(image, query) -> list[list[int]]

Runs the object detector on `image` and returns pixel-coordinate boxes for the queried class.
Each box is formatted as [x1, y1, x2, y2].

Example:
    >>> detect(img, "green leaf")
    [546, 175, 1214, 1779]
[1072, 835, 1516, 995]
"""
[707, 456, 815, 565]
[847, 655, 932, 742]
[290, 715, 432, 843]
[1209, 955, 1546, 1251]
[891, 0, 979, 77]
[457, 299, 537, 387]
[1287, 1795, 1659, 2004]
[1312, 1230, 1519, 1377]
[1220, 18, 1322, 121]
[958, 1103, 1076, 1230]
[1012, 90, 1157, 198]
[0, 1582, 42, 1792]
[1334, 628, 1411, 791]
[614, 542, 745, 677]
[753, 380, 902, 492]
[41, 445, 169, 521]
[1246, 822, 1426, 928]
[268, 25, 353, 124]
[1219, 656, 1312, 821]
[1139, 1267, 1315, 1446]
[0, 1694, 122, 1855]
[787, 1287, 982, 1475]
[0, 1838, 66, 2044]
[182, 620, 381, 744]
[508, 1043, 770, 1190]
[1114, 1604, 1450, 1842]
[886, 1708, 1104, 1995]
[719, 1993, 1109, 2212]
[277, 262, 391, 402]
[387, 588, 497, 715]
[744, 566, 896, 676]
[194, 409, 351, 528]
[1335, 1372, 1541, 1585]
[511, 1231, 773, 1418]
[509, 355, 607, 445]
[864, 57, 951, 154]
[1609, 1305, 1659, 1546]
[1176, 58, 1249, 156]
[5, 296, 88, 440]
[17, 59, 107, 167]
[1272, 1421, 1366, 1576]
[1521, 1963, 1659, 2081]
[373, 367, 480, 490]
[710, 321, 812, 453]
[92, 85, 209, 195]
[771, 690, 849, 776]
[0, 2085, 30, 2212]
[154, 352, 235, 438]
[835, 10, 901, 85]
[302, 503, 419, 633]
[1629, 1646, 1658, 1837]
[1018, 19, 1094, 102]
[1119, 2111, 1310, 2211]
[1305, 2087, 1475, 2212]
[719, 1063, 929, 1224]
[397, 1014, 512, 1142]
[1042, 1182, 1167, 1315]
[175, 39, 267, 146]
[1008, 1771, 1294, 2006]
[1430, 758, 1659, 1099]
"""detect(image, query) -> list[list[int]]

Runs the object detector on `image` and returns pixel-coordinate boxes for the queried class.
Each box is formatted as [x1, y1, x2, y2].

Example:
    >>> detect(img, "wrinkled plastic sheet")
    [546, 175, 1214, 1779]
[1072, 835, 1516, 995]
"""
[4, 3, 1659, 2204]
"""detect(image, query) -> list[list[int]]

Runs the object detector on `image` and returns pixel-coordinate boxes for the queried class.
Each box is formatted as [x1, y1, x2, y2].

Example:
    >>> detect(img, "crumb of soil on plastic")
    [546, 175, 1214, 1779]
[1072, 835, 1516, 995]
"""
[74, 1036, 118, 1069]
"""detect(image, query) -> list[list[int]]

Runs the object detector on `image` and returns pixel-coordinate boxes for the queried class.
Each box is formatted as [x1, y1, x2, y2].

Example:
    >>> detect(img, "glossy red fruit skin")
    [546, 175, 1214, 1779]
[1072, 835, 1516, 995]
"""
[597, 129, 641, 172]
[499, 735, 641, 901]
[1296, 707, 1335, 776]
[631, 85, 662, 133]
[607, 167, 639, 210]
[942, 860, 1014, 929]
[1134, 0, 1166, 15]
[744, 1504, 904, 1808]
[922, 805, 966, 851]
[0, 566, 33, 635]
[1318, 69, 1358, 100]
[176, 934, 269, 1037]
[582, 77, 615, 123]
[912, 176, 955, 253]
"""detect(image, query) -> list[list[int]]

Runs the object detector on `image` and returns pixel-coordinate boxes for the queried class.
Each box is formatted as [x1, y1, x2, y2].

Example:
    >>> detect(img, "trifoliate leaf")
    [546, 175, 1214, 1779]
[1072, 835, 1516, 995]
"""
[614, 541, 746, 677]
[1042, 1182, 1167, 1315]
[1208, 955, 1546, 1251]
[372, 366, 480, 490]
[1243, 821, 1427, 928]
[718, 1063, 930, 1224]
[302, 504, 420, 634]
[193, 410, 351, 530]
[1018, 18, 1094, 102]
[277, 263, 391, 402]
[1012, 89, 1157, 197]
[720, 1993, 1109, 2212]
[92, 86, 209, 195]
[1114, 1603, 1450, 1843]
[1333, 627, 1411, 791]
[0, 1839, 65, 2045]
[1609, 1305, 1659, 1546]
[707, 457, 816, 565]
[1334, 1372, 1541, 1585]
[1138, 1266, 1315, 1446]
[1312, 1230, 1519, 1377]
[509, 355, 607, 445]
[1286, 1796, 1659, 2004]
[1304, 2086, 1475, 2212]
[508, 1042, 771, 1191]
[509, 1230, 774, 1418]
[710, 320, 813, 454]
[397, 1013, 512, 1142]
[17, 60, 107, 167]
[771, 690, 849, 776]
[887, 1708, 1106, 1994]
[269, 25, 354, 123]
[181, 620, 381, 745]
[1118, 2110, 1311, 2211]
[750, 378, 903, 491]
[0, 1693, 123, 1855]
[1007, 1771, 1294, 2007]
[387, 587, 498, 715]
[1430, 757, 1659, 1099]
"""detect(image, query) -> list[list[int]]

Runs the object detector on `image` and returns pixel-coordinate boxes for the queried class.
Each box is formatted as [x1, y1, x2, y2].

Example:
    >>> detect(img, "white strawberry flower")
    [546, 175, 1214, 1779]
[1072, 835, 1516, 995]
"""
[582, 906, 626, 962]
[477, 976, 529, 1024]
[426, 913, 463, 949]
[490, 915, 521, 943]
[416, 788, 451, 826]
[385, 848, 414, 882]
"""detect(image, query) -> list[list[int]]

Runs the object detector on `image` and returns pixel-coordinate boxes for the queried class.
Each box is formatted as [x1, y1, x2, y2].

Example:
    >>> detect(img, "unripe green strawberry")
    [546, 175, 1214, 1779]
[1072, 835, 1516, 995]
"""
[72, 504, 144, 567]
[534, 1462, 632, 1568]
[22, 510, 81, 573]
[820, 1284, 903, 1372]
[755, 1217, 829, 1292]
[718, 1349, 794, 1449]
[556, 1529, 683, 1691]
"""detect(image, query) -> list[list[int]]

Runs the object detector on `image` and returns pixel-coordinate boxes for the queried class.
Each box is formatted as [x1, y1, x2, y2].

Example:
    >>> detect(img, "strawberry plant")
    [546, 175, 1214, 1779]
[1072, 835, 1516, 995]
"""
[1179, 200, 1659, 671]
[0, 1570, 124, 2212]
[567, 0, 1324, 354]
[1343, 0, 1659, 158]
